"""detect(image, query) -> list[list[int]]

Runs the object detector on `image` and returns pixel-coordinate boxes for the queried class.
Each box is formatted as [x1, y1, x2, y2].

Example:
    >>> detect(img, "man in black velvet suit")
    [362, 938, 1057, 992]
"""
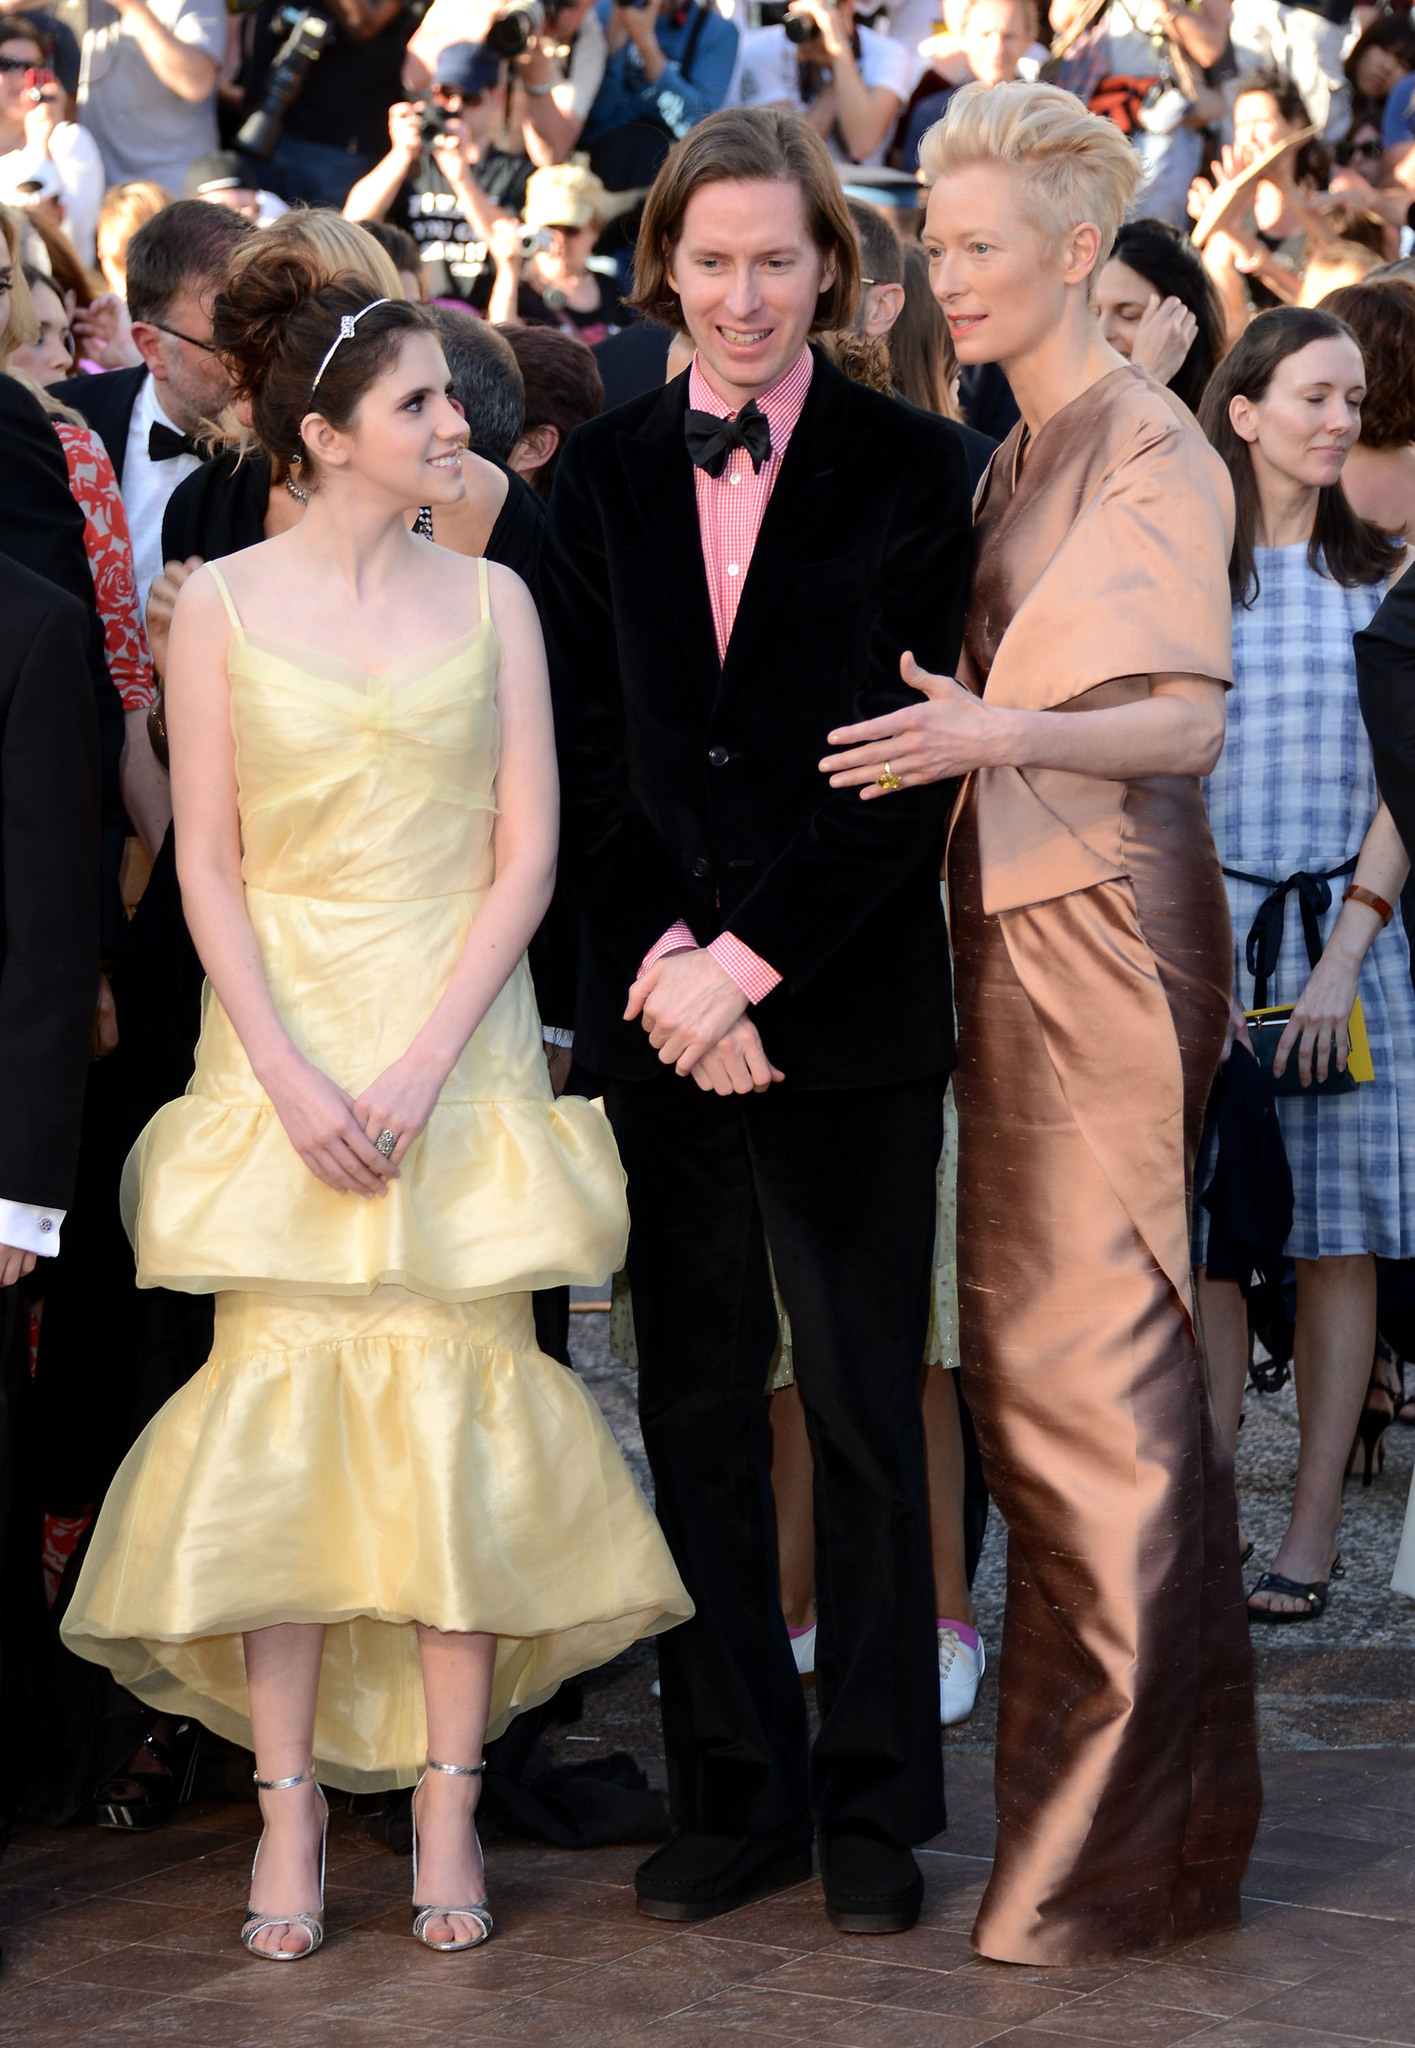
[540, 108, 972, 1935]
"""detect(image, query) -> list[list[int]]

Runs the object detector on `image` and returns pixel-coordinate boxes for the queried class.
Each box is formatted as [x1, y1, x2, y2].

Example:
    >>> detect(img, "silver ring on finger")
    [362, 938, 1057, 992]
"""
[375, 1128, 398, 1159]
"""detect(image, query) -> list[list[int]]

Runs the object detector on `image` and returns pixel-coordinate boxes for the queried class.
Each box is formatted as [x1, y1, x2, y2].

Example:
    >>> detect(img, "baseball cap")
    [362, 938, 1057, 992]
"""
[432, 41, 504, 97]
[523, 161, 607, 233]
[186, 150, 263, 199]
[0, 151, 60, 207]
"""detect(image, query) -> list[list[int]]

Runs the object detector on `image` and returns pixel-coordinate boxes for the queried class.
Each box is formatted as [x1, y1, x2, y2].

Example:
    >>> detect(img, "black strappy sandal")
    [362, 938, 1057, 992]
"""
[1247, 1555, 1343, 1625]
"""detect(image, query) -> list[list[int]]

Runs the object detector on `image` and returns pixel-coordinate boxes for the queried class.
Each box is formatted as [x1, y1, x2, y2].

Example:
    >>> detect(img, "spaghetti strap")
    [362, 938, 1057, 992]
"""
[205, 561, 243, 634]
[476, 555, 490, 626]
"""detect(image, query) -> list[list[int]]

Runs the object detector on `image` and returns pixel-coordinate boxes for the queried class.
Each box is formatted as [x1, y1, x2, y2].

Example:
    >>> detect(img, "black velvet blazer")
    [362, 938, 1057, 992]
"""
[0, 556, 100, 1210]
[540, 348, 973, 1090]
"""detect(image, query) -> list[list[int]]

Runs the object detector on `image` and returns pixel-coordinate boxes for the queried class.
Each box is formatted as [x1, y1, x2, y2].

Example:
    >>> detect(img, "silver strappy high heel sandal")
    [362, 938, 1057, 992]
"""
[410, 1757, 493, 1951]
[242, 1765, 329, 1961]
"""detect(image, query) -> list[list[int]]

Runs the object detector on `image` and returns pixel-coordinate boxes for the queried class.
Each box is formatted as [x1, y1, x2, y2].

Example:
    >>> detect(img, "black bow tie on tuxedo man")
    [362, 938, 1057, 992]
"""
[148, 422, 209, 463]
[684, 400, 772, 479]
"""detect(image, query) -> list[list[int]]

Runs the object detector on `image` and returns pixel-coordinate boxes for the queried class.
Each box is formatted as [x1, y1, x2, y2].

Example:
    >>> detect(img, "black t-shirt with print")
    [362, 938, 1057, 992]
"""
[392, 147, 534, 306]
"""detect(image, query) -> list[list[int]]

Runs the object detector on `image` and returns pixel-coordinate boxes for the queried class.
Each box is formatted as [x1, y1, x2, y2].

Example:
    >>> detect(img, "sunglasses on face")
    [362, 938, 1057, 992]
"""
[1350, 138, 1383, 158]
[0, 54, 37, 74]
[433, 86, 488, 109]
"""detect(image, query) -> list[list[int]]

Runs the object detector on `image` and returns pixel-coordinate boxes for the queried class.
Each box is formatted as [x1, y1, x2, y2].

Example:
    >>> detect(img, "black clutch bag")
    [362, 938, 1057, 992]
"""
[1244, 1002, 1373, 1098]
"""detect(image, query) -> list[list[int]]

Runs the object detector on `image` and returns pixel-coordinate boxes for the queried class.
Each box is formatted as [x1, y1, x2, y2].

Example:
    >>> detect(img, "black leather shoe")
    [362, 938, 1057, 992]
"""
[818, 1831, 924, 1934]
[635, 1825, 814, 1922]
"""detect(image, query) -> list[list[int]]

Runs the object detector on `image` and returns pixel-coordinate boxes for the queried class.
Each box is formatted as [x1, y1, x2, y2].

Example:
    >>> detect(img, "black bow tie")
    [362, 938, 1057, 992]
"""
[148, 422, 208, 463]
[684, 400, 772, 479]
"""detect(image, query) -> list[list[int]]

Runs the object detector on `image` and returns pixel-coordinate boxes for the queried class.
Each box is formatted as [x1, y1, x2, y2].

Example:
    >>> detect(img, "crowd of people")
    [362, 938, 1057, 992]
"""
[8, 0, 1415, 1988]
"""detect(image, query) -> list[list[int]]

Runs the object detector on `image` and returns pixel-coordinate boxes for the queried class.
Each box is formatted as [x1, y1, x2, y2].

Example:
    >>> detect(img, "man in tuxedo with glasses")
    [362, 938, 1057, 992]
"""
[541, 106, 972, 1936]
[52, 198, 254, 614]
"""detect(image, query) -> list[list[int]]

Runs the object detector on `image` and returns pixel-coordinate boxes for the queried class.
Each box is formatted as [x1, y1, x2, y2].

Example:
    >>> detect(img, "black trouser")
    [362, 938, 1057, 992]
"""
[605, 1073, 946, 1848]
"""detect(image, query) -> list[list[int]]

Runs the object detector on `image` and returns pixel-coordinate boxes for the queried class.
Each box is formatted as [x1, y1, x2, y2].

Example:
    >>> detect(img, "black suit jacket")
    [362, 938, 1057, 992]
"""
[0, 556, 101, 1209]
[0, 375, 126, 952]
[48, 366, 147, 484]
[1356, 559, 1415, 861]
[540, 348, 972, 1089]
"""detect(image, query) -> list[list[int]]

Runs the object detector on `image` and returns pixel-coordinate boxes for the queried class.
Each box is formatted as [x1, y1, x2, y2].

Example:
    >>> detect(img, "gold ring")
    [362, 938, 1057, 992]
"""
[878, 762, 903, 793]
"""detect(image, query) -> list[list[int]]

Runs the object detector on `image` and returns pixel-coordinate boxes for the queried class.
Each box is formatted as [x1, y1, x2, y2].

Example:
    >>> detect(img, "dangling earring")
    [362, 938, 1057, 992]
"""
[285, 453, 309, 506]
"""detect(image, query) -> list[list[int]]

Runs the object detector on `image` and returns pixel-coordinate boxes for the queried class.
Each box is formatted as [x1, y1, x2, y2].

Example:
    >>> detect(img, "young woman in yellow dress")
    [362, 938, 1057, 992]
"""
[62, 243, 690, 1961]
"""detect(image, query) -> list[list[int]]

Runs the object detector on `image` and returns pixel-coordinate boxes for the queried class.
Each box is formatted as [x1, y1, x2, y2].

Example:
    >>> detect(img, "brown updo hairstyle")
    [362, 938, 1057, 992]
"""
[211, 243, 436, 486]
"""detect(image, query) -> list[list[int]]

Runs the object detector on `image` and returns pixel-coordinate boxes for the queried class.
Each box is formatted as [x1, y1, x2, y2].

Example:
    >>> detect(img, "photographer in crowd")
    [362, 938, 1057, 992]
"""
[735, 0, 910, 169]
[0, 11, 104, 264]
[76, 0, 223, 191]
[344, 39, 533, 304]
[487, 157, 630, 337]
[406, 0, 608, 167]
[580, 0, 737, 192]
[238, 0, 416, 208]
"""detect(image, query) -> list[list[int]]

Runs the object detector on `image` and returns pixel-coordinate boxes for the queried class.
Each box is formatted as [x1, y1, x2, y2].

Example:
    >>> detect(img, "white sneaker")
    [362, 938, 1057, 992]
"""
[789, 1623, 816, 1679]
[937, 1626, 985, 1727]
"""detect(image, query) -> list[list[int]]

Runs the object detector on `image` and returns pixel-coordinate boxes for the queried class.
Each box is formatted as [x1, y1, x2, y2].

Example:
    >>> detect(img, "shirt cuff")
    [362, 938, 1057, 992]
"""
[707, 932, 782, 1004]
[639, 919, 699, 977]
[0, 1198, 64, 1257]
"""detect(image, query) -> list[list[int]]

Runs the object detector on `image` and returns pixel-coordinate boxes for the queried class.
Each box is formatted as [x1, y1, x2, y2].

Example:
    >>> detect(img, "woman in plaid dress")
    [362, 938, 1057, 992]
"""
[1197, 307, 1413, 1622]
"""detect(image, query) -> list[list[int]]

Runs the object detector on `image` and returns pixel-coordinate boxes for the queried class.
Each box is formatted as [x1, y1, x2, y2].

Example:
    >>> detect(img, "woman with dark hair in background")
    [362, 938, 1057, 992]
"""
[1098, 218, 1227, 415]
[1319, 277, 1415, 541]
[1195, 306, 1415, 1620]
[63, 244, 688, 1961]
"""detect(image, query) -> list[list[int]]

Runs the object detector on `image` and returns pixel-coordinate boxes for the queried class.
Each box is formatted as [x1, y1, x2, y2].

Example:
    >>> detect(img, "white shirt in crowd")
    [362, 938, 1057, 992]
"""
[734, 20, 913, 166]
[0, 122, 105, 266]
[78, 0, 224, 189]
[124, 371, 203, 623]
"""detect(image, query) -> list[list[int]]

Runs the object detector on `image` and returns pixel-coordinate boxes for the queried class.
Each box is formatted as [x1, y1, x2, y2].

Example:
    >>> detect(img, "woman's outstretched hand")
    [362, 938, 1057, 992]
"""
[267, 1055, 399, 1197]
[819, 653, 995, 796]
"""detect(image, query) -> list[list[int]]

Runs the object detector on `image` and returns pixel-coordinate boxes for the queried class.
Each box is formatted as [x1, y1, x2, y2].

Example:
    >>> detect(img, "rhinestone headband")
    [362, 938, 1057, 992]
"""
[309, 297, 392, 399]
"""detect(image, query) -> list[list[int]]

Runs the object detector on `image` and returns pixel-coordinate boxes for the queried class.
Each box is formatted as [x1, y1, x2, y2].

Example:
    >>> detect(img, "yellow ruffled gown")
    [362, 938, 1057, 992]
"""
[62, 558, 691, 1791]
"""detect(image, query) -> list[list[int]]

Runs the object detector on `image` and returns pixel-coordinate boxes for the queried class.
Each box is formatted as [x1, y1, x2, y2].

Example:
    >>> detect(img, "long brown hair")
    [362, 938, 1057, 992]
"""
[1197, 305, 1402, 605]
[888, 242, 961, 420]
[629, 106, 860, 334]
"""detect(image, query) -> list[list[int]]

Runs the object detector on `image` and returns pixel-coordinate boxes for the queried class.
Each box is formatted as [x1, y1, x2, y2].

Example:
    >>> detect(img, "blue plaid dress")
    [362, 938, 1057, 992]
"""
[1195, 545, 1415, 1262]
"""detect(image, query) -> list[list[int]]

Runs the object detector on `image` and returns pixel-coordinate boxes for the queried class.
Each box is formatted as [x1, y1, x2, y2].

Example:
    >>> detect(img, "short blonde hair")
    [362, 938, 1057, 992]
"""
[236, 209, 402, 299]
[919, 80, 1140, 285]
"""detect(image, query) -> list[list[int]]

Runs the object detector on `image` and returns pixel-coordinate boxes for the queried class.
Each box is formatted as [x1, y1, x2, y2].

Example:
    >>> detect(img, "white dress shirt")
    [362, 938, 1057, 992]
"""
[0, 1198, 64, 1257]
[123, 372, 203, 620]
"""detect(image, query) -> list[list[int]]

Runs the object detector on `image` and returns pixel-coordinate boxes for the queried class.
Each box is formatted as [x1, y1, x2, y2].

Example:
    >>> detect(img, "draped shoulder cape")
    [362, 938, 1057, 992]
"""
[963, 364, 1235, 917]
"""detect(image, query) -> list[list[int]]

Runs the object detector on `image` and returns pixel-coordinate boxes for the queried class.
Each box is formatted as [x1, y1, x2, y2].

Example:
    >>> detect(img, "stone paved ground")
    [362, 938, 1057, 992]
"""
[5, 1311, 1415, 2045]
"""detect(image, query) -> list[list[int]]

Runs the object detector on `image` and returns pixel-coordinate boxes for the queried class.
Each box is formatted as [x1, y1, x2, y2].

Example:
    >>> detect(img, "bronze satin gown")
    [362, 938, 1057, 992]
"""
[949, 368, 1261, 1966]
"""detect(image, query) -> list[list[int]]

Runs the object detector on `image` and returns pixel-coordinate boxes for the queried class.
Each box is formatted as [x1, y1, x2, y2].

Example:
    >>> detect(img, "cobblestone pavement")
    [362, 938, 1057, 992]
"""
[4, 1311, 1415, 2044]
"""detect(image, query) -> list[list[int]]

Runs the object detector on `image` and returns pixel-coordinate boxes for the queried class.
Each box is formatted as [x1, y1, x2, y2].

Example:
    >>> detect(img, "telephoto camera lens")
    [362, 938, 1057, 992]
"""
[485, 0, 543, 56]
[419, 99, 452, 143]
[784, 10, 816, 41]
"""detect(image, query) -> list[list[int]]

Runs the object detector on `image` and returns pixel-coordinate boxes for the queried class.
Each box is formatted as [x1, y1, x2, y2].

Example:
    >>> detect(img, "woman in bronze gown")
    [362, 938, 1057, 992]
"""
[822, 80, 1261, 1967]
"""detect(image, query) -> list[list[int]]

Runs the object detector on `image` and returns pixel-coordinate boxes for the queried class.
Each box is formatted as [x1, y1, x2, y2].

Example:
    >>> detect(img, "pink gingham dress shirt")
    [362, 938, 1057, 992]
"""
[639, 347, 815, 1002]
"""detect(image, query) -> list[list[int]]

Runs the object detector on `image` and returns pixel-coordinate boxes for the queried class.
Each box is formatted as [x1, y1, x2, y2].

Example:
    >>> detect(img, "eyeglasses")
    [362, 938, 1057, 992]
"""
[0, 55, 36, 75]
[433, 86, 489, 108]
[148, 319, 220, 354]
[1349, 138, 1384, 158]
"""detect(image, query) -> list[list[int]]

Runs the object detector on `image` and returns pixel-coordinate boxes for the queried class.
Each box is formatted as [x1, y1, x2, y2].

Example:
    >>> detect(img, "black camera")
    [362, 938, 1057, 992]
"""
[755, 1, 820, 42]
[236, 5, 334, 160]
[418, 97, 452, 144]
